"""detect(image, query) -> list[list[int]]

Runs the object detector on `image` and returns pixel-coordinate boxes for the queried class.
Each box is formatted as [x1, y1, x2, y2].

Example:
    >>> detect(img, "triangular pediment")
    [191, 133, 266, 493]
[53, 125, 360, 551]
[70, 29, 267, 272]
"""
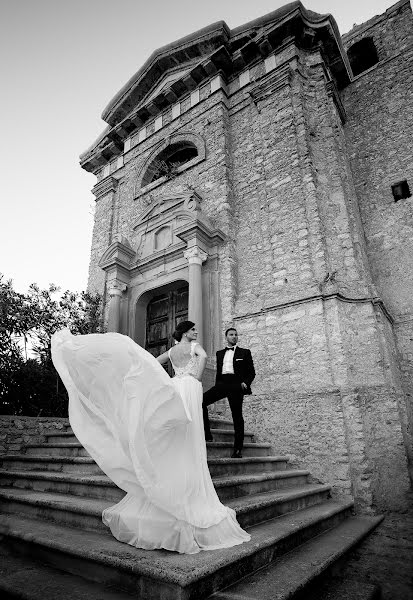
[102, 22, 230, 126]
[82, 1, 350, 170]
[143, 64, 196, 106]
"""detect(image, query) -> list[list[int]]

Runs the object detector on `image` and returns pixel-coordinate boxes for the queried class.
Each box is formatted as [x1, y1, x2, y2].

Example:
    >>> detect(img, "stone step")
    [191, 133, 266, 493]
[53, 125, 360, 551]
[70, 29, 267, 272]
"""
[45, 427, 256, 445]
[305, 576, 381, 600]
[24, 441, 272, 459]
[0, 546, 134, 600]
[215, 470, 312, 501]
[0, 467, 305, 503]
[0, 500, 356, 600]
[0, 469, 123, 502]
[0, 454, 289, 478]
[211, 514, 384, 600]
[207, 456, 289, 477]
[0, 551, 381, 600]
[63, 417, 247, 434]
[0, 455, 104, 475]
[0, 483, 331, 532]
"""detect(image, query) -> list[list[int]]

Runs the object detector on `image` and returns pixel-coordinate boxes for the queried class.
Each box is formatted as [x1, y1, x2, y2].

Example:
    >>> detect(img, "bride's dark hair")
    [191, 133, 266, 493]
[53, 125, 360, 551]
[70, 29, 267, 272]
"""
[172, 321, 195, 342]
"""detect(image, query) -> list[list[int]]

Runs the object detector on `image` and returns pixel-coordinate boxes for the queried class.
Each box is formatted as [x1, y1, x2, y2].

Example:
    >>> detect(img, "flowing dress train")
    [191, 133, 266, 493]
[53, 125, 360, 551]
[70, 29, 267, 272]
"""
[51, 330, 250, 554]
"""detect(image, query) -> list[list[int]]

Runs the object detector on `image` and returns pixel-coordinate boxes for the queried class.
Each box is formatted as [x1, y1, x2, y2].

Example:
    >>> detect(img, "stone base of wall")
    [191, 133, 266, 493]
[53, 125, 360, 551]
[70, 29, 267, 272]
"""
[0, 416, 70, 455]
[3, 383, 410, 513]
[214, 385, 411, 512]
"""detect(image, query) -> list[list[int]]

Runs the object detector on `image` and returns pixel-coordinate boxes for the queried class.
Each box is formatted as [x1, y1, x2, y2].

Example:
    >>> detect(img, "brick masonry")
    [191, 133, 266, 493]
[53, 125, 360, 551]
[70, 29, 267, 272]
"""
[80, 1, 413, 511]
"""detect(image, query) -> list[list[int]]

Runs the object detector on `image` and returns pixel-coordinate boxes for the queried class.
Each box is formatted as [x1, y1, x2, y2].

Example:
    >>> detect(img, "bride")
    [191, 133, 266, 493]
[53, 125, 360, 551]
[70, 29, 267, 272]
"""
[51, 321, 250, 554]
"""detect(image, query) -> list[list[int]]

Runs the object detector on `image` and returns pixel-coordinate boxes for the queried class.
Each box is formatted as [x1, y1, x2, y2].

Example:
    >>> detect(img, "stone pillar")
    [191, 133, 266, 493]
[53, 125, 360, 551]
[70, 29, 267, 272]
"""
[107, 282, 127, 332]
[184, 246, 208, 346]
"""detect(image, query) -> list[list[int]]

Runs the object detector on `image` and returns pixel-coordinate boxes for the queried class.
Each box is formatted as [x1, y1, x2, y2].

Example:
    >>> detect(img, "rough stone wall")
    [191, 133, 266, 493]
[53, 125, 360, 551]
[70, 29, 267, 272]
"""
[87, 192, 115, 294]
[222, 40, 411, 508]
[341, 0, 413, 401]
[0, 416, 70, 455]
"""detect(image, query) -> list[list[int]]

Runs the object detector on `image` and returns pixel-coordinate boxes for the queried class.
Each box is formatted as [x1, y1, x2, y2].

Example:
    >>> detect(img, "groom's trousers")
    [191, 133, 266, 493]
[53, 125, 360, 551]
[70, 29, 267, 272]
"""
[202, 374, 244, 451]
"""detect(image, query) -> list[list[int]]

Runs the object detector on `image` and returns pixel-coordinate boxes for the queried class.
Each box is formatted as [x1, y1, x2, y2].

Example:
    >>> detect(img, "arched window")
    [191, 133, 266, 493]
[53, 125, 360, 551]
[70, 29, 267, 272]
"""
[347, 38, 379, 77]
[141, 142, 198, 187]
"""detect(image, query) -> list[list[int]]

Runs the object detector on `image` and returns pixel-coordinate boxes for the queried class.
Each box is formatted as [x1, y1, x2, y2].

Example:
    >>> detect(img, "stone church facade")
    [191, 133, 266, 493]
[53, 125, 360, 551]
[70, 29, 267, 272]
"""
[81, 0, 413, 511]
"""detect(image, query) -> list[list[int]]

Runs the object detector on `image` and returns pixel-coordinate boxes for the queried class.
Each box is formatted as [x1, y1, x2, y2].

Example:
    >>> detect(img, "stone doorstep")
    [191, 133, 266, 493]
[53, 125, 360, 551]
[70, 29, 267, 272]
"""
[0, 483, 332, 531]
[210, 515, 384, 600]
[0, 548, 134, 600]
[0, 500, 355, 600]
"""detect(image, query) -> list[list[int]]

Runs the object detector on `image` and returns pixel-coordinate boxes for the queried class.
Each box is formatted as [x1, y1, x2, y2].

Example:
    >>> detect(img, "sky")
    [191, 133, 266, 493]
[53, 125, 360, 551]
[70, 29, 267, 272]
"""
[0, 0, 401, 293]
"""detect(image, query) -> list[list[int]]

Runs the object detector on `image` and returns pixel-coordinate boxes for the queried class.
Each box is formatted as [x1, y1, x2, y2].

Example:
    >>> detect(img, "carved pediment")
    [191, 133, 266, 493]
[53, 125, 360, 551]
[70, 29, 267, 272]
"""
[131, 192, 225, 264]
[99, 236, 135, 272]
[132, 192, 201, 231]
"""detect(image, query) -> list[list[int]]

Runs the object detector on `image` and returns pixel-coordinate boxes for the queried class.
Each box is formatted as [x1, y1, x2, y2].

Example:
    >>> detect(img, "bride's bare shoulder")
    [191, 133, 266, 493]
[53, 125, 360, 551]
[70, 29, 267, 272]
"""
[193, 342, 207, 357]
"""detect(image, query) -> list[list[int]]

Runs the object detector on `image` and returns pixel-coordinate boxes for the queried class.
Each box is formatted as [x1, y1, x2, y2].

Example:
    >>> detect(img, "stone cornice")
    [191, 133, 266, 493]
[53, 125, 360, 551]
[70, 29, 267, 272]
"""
[81, 2, 351, 173]
[233, 293, 394, 325]
[175, 219, 227, 248]
[91, 176, 119, 200]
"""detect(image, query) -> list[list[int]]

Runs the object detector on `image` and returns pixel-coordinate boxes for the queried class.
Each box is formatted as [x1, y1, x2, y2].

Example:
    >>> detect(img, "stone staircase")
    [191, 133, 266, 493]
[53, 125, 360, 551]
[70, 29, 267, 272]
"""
[0, 417, 382, 600]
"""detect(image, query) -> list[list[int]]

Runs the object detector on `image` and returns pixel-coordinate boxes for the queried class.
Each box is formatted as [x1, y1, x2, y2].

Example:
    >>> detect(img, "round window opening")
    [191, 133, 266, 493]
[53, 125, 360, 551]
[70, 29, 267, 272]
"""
[142, 142, 198, 187]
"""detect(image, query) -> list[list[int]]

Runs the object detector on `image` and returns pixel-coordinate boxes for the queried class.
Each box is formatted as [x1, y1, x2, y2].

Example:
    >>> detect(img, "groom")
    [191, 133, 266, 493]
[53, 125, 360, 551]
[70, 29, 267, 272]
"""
[203, 328, 255, 458]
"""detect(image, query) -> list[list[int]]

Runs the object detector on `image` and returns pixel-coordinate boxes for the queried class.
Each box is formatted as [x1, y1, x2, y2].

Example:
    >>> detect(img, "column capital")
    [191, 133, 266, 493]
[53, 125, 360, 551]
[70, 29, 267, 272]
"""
[184, 246, 208, 265]
[108, 281, 127, 297]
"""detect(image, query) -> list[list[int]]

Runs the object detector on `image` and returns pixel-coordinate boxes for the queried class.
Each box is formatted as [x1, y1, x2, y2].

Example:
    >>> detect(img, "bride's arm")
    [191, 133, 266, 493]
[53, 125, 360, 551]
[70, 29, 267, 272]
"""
[156, 351, 170, 365]
[194, 344, 207, 381]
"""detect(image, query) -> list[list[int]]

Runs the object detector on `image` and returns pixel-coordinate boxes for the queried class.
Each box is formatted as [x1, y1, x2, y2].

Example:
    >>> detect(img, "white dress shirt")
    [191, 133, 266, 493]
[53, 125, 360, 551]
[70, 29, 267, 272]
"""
[222, 345, 237, 374]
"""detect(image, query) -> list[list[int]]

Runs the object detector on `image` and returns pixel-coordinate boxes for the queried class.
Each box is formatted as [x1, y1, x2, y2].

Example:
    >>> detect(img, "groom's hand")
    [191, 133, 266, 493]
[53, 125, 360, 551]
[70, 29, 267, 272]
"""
[241, 382, 248, 391]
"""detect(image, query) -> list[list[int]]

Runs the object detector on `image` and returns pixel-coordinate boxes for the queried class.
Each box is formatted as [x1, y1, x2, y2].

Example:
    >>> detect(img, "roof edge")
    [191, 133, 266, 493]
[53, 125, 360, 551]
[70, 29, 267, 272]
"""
[101, 20, 229, 123]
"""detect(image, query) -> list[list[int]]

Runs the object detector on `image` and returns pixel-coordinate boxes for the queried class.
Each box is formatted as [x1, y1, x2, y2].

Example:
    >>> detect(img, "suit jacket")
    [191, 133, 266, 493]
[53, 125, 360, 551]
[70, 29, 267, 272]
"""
[215, 346, 255, 395]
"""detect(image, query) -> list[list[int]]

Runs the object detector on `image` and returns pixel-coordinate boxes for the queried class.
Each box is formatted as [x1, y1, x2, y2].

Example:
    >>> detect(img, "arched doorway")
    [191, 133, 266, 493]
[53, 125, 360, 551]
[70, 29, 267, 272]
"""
[144, 284, 189, 359]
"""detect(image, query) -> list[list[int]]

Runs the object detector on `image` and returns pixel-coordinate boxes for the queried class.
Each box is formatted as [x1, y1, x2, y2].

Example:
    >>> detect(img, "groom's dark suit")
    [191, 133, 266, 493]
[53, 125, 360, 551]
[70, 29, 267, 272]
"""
[203, 346, 255, 452]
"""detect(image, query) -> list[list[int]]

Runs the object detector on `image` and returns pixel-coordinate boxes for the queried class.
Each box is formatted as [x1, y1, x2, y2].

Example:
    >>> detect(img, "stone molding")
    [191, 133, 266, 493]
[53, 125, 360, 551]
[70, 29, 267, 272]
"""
[91, 176, 119, 200]
[326, 80, 347, 123]
[249, 61, 294, 108]
[234, 292, 394, 324]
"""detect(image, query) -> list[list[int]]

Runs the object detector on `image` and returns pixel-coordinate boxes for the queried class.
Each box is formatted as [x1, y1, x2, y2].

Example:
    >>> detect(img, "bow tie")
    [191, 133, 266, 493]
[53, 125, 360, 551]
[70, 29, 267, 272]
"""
[225, 347, 235, 351]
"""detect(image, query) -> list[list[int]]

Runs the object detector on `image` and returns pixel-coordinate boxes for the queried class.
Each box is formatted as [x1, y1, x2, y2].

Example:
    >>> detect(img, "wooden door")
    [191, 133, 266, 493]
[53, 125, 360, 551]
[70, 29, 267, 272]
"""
[145, 286, 188, 362]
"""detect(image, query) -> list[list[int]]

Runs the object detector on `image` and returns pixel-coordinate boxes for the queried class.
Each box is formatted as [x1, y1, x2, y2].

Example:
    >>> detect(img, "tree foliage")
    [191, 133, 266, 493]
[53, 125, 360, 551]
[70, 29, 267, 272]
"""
[0, 274, 103, 416]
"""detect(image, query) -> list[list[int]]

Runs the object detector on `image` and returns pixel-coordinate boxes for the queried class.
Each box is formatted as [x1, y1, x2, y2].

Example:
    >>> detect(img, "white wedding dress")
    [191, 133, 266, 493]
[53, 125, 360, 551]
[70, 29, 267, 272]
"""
[51, 330, 250, 554]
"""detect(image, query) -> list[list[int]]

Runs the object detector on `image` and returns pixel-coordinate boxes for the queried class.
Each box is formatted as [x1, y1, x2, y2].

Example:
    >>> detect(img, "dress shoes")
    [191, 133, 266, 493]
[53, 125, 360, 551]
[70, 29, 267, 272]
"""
[231, 450, 242, 459]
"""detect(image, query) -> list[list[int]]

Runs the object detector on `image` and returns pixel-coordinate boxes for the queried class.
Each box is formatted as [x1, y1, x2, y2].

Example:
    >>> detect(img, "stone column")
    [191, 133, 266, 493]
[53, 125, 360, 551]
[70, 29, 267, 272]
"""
[107, 282, 127, 332]
[184, 246, 208, 346]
